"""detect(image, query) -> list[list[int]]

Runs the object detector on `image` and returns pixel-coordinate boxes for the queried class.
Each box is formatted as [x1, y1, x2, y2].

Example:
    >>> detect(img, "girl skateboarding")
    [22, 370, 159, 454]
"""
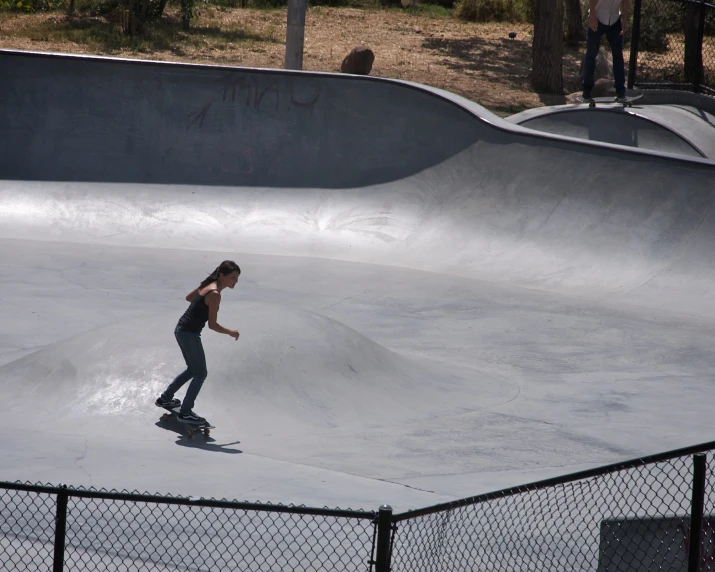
[155, 260, 241, 424]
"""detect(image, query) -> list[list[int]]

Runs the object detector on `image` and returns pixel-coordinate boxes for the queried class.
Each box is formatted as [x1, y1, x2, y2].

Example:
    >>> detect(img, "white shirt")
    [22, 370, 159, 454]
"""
[593, 0, 622, 25]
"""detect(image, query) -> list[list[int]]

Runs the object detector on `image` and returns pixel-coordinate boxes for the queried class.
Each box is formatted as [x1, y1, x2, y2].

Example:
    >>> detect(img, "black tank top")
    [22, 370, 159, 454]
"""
[177, 291, 210, 333]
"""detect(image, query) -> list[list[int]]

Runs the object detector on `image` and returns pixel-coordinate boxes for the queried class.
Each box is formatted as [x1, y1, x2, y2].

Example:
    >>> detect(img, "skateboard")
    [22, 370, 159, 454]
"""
[159, 405, 215, 438]
[574, 94, 643, 108]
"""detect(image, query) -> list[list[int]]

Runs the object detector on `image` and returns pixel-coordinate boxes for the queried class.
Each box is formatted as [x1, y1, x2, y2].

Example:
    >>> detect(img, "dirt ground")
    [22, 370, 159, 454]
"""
[0, 6, 589, 114]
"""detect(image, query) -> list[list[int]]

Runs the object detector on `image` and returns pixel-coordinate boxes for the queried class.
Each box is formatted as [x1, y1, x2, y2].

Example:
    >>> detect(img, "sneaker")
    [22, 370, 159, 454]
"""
[155, 396, 181, 409]
[582, 89, 593, 101]
[178, 410, 207, 424]
[616, 90, 627, 102]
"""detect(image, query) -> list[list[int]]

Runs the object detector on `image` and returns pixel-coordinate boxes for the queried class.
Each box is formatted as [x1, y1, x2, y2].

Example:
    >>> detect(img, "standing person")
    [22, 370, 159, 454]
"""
[155, 260, 241, 424]
[581, 0, 630, 101]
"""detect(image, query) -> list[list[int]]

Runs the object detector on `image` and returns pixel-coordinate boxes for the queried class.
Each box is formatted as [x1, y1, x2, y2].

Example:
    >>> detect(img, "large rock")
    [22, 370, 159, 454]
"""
[580, 48, 614, 85]
[341, 46, 375, 75]
[570, 48, 617, 98]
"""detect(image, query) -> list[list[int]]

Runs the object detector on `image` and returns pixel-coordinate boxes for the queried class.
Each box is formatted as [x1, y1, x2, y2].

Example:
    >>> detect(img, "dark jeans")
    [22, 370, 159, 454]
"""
[582, 17, 626, 94]
[162, 326, 207, 413]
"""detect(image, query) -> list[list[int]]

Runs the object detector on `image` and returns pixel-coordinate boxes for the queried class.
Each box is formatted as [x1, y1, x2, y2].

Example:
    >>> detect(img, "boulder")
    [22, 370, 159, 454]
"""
[590, 77, 617, 97]
[341, 46, 375, 75]
[579, 48, 614, 84]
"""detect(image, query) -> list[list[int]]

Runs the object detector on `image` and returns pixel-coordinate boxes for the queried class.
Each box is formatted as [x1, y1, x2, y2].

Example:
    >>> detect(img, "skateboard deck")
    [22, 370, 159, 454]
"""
[574, 94, 643, 108]
[158, 405, 215, 438]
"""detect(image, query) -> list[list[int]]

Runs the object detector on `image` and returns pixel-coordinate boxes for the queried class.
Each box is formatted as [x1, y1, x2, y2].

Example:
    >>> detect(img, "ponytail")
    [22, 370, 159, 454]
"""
[199, 260, 241, 288]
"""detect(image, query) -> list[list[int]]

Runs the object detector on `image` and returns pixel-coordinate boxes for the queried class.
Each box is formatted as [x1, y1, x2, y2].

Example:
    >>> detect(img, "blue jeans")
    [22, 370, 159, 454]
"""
[162, 327, 207, 413]
[582, 17, 626, 94]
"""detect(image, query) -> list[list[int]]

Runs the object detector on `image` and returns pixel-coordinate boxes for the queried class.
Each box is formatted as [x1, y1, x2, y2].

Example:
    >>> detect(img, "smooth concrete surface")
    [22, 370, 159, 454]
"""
[508, 103, 715, 159]
[2, 50, 715, 515]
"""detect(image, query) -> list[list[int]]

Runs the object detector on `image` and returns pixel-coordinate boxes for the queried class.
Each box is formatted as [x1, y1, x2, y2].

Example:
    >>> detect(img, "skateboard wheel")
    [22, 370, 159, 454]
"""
[187, 429, 194, 438]
[204, 429, 210, 436]
[161, 414, 169, 421]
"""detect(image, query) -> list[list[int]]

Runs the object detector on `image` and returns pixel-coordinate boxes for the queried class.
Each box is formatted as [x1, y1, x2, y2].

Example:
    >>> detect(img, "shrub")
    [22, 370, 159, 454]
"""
[455, 0, 529, 22]
[0, 0, 67, 11]
[637, 0, 677, 52]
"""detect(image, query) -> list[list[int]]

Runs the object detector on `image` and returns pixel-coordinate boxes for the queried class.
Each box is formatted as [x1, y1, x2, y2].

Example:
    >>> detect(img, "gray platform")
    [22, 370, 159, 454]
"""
[1, 49, 715, 511]
[508, 101, 715, 159]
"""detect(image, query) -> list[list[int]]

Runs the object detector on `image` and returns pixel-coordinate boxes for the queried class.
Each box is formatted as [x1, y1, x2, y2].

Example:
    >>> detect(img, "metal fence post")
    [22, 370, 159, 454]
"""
[695, 0, 707, 92]
[375, 504, 393, 572]
[53, 485, 69, 572]
[627, 0, 643, 89]
[688, 454, 707, 572]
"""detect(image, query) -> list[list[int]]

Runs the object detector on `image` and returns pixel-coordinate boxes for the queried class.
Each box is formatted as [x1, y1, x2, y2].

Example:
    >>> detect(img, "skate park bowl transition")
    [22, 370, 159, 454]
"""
[2, 48, 715, 517]
[507, 100, 715, 159]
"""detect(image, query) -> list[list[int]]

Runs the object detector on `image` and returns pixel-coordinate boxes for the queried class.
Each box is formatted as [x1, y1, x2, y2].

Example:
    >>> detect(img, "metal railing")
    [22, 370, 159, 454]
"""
[3, 440, 715, 571]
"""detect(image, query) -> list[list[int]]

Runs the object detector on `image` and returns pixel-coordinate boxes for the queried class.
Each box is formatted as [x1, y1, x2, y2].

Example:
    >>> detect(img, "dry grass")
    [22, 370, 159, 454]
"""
[636, 32, 715, 87]
[0, 5, 665, 115]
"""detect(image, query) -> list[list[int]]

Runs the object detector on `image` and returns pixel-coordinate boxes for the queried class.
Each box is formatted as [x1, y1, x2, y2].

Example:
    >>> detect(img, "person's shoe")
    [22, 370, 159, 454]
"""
[582, 89, 593, 101]
[178, 410, 207, 424]
[155, 396, 181, 409]
[615, 90, 627, 102]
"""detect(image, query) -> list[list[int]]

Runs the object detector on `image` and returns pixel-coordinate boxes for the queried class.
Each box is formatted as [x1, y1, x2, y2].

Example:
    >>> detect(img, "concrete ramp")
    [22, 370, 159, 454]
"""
[0, 301, 506, 431]
[2, 50, 715, 509]
[2, 51, 715, 302]
[508, 104, 715, 160]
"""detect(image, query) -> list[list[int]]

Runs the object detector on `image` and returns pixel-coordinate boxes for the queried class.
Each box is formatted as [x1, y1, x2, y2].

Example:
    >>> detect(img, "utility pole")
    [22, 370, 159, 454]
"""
[285, 0, 307, 70]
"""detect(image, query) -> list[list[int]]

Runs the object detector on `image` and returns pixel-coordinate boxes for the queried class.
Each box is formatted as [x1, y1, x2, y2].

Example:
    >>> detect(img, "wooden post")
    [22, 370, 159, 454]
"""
[285, 0, 307, 70]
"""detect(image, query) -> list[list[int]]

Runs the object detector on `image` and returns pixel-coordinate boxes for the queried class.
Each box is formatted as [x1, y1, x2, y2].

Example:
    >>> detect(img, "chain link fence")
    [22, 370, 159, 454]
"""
[0, 484, 378, 571]
[389, 442, 715, 572]
[630, 0, 715, 94]
[2, 441, 715, 571]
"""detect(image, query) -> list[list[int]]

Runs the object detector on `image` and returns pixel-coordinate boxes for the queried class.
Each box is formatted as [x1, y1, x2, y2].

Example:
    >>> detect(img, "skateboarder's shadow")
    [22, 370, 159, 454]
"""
[154, 420, 243, 454]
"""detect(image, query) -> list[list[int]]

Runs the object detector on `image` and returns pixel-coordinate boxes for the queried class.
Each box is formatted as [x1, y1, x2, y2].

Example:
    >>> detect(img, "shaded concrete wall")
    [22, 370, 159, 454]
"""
[0, 50, 484, 188]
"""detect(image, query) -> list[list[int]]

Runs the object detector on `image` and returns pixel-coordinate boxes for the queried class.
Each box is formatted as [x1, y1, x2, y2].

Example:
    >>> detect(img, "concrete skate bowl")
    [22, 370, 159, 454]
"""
[2, 49, 715, 510]
[508, 104, 715, 159]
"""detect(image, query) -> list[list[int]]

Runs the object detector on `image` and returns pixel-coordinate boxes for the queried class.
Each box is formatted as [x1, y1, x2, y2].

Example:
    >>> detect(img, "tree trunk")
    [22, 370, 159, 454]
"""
[157, 0, 170, 17]
[564, 0, 585, 46]
[532, 0, 564, 93]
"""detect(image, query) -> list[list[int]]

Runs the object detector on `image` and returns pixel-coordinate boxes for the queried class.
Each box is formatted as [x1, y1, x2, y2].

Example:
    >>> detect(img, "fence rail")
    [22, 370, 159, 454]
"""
[0, 483, 381, 571]
[3, 440, 715, 571]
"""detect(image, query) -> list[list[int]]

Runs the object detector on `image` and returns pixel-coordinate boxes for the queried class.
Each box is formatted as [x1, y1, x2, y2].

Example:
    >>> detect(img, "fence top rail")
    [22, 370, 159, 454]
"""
[662, 0, 715, 7]
[0, 481, 377, 520]
[393, 440, 715, 522]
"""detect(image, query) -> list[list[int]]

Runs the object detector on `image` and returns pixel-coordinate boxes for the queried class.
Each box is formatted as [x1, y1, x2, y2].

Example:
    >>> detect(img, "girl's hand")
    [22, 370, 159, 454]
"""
[230, 330, 240, 340]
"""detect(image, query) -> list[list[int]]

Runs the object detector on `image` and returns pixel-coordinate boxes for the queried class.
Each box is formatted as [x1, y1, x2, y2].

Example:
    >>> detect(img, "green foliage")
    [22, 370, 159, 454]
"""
[180, 0, 196, 22]
[513, 0, 531, 21]
[0, 0, 67, 12]
[637, 0, 683, 53]
[454, 0, 530, 23]
[5, 0, 35, 11]
[404, 2, 451, 18]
